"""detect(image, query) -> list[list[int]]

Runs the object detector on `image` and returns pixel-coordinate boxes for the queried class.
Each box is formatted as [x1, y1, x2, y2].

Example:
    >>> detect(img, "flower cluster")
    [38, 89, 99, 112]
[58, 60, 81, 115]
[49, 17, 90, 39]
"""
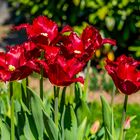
[0, 16, 116, 86]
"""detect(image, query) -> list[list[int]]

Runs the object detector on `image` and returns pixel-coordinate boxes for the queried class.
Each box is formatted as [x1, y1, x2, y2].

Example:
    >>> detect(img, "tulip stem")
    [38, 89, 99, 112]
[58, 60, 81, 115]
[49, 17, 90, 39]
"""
[54, 86, 60, 127]
[83, 60, 91, 101]
[40, 51, 44, 101]
[119, 94, 128, 140]
[26, 77, 29, 87]
[10, 82, 15, 140]
[110, 85, 116, 108]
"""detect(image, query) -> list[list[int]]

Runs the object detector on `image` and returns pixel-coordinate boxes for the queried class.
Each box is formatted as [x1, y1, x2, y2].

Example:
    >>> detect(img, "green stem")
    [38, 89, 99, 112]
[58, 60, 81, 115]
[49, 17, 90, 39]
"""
[10, 82, 15, 140]
[40, 51, 44, 100]
[26, 77, 30, 108]
[119, 95, 128, 140]
[54, 86, 60, 127]
[10, 82, 13, 99]
[110, 85, 116, 108]
[83, 60, 91, 101]
[26, 77, 29, 87]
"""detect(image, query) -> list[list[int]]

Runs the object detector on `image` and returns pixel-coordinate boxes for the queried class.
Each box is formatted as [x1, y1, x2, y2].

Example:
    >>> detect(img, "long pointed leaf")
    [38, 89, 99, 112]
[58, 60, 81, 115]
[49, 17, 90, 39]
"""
[100, 96, 114, 140]
[43, 111, 58, 140]
[0, 118, 10, 140]
[27, 87, 44, 140]
[23, 114, 36, 140]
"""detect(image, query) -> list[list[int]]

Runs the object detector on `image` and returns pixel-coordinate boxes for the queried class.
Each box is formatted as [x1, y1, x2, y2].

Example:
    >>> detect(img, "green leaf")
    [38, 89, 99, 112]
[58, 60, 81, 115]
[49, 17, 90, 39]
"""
[27, 87, 44, 140]
[59, 87, 66, 115]
[60, 106, 66, 140]
[83, 60, 91, 100]
[132, 134, 137, 140]
[64, 105, 77, 140]
[100, 96, 114, 140]
[76, 100, 91, 124]
[0, 118, 10, 140]
[20, 99, 31, 115]
[24, 114, 36, 140]
[77, 117, 87, 140]
[43, 111, 58, 140]
[106, 127, 113, 140]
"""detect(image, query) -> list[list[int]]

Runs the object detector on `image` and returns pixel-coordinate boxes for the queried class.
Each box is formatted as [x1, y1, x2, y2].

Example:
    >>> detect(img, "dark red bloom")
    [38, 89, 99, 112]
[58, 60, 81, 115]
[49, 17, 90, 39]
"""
[14, 16, 58, 46]
[55, 26, 116, 62]
[35, 45, 84, 86]
[105, 55, 140, 95]
[0, 43, 37, 82]
[81, 26, 116, 61]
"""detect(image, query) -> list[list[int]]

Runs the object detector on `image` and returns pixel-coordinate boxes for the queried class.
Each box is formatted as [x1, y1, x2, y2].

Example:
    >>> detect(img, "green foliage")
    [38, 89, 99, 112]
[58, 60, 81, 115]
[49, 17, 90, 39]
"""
[0, 80, 140, 139]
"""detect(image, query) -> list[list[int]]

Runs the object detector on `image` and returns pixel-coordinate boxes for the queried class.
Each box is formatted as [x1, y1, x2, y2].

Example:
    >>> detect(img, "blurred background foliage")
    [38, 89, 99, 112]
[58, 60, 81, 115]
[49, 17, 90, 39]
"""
[7, 0, 140, 60]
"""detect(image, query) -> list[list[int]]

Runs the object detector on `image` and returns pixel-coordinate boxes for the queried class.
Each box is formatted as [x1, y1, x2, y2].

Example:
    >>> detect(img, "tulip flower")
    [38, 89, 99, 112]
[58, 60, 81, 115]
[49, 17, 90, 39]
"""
[105, 55, 140, 95]
[35, 45, 84, 86]
[14, 16, 58, 46]
[0, 43, 38, 82]
[81, 26, 116, 61]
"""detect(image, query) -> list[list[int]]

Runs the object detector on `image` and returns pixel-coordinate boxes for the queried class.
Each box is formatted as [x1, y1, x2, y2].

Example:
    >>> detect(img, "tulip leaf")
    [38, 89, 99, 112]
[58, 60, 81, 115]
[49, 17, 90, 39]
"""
[59, 87, 66, 115]
[24, 114, 36, 140]
[64, 105, 77, 140]
[0, 97, 7, 114]
[20, 99, 31, 114]
[76, 99, 91, 124]
[60, 106, 66, 140]
[43, 110, 58, 140]
[106, 127, 113, 140]
[100, 95, 114, 140]
[19, 135, 27, 140]
[77, 117, 87, 140]
[74, 83, 82, 104]
[83, 60, 91, 99]
[21, 81, 28, 105]
[13, 81, 22, 99]
[132, 134, 138, 140]
[0, 118, 10, 140]
[27, 87, 44, 140]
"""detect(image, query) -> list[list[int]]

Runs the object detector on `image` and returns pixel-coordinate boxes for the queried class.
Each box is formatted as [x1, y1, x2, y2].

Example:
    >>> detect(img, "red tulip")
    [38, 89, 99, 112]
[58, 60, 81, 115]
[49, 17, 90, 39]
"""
[55, 32, 84, 59]
[52, 25, 116, 62]
[105, 55, 140, 95]
[14, 16, 58, 46]
[0, 43, 37, 82]
[35, 45, 84, 86]
[81, 26, 116, 61]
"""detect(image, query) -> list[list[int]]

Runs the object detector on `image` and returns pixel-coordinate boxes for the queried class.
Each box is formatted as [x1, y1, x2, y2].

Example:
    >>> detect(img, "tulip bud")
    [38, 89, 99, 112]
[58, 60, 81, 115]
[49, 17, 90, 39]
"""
[124, 117, 131, 130]
[90, 120, 100, 134]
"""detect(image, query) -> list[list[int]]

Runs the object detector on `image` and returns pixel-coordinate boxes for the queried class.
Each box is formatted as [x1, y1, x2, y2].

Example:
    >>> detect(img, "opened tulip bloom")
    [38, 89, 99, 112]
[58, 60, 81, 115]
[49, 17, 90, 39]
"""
[14, 16, 58, 46]
[35, 45, 84, 86]
[0, 43, 38, 82]
[81, 26, 116, 61]
[105, 55, 140, 95]
[56, 25, 116, 62]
